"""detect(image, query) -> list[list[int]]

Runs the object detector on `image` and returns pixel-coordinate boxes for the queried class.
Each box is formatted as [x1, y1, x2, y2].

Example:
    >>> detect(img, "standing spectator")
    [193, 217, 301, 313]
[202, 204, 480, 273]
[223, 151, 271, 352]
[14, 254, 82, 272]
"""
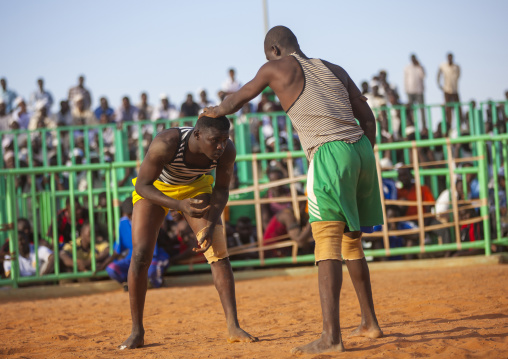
[0, 99, 10, 131]
[115, 96, 138, 124]
[221, 68, 241, 95]
[94, 97, 115, 122]
[198, 89, 214, 110]
[404, 54, 426, 134]
[437, 53, 462, 132]
[29, 78, 54, 114]
[11, 97, 31, 129]
[68, 75, 92, 110]
[180, 93, 200, 118]
[52, 100, 72, 126]
[136, 92, 153, 121]
[152, 93, 178, 121]
[0, 77, 18, 113]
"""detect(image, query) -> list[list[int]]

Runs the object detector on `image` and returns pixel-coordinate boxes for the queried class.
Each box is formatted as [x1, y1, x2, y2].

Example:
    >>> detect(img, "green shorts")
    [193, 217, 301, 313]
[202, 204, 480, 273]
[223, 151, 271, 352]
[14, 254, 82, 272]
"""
[307, 136, 383, 231]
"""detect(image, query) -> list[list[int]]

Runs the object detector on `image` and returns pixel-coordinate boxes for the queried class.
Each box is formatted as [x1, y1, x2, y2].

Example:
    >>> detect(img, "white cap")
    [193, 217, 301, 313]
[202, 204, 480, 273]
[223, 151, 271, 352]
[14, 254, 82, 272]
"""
[14, 96, 24, 107]
[35, 99, 47, 111]
[3, 150, 14, 163]
[160, 93, 168, 100]
[74, 93, 84, 102]
[2, 136, 13, 149]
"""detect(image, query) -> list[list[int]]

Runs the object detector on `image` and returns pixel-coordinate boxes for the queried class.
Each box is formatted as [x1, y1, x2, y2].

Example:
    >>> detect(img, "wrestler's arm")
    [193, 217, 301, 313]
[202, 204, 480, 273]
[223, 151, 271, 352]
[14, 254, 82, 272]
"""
[134, 130, 210, 217]
[200, 63, 273, 117]
[205, 139, 236, 229]
[193, 140, 236, 253]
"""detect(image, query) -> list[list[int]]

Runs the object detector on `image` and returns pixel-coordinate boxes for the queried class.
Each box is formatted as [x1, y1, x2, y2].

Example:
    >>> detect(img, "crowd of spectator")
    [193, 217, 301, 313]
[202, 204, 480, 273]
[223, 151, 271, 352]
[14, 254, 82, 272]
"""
[1, 55, 507, 284]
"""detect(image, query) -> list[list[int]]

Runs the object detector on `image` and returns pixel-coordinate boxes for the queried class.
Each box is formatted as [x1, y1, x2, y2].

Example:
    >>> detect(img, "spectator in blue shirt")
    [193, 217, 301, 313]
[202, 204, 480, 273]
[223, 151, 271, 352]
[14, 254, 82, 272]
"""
[105, 197, 169, 289]
[94, 97, 115, 122]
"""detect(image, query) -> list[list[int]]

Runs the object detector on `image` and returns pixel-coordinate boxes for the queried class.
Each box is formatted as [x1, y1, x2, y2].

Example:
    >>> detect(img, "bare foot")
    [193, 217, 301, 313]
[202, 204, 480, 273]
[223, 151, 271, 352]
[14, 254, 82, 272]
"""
[349, 324, 383, 339]
[227, 327, 258, 343]
[118, 332, 144, 350]
[291, 336, 345, 355]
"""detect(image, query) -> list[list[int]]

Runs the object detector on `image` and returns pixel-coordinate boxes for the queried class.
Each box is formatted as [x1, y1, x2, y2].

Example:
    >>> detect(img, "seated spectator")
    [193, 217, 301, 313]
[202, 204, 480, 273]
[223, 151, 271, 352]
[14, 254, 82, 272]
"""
[52, 100, 72, 127]
[71, 93, 98, 129]
[1, 218, 54, 278]
[94, 97, 115, 122]
[3, 231, 54, 278]
[152, 93, 179, 121]
[59, 222, 109, 272]
[463, 163, 480, 199]
[263, 205, 312, 258]
[104, 197, 169, 289]
[136, 92, 153, 121]
[227, 216, 258, 260]
[29, 78, 53, 114]
[261, 167, 292, 230]
[47, 197, 89, 246]
[180, 93, 200, 118]
[11, 97, 31, 129]
[257, 92, 277, 113]
[397, 167, 451, 245]
[115, 96, 138, 124]
[28, 100, 56, 131]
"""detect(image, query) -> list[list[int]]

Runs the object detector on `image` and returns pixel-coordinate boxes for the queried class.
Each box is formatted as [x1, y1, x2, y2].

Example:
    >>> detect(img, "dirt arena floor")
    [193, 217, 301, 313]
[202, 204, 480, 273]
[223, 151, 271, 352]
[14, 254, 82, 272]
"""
[1, 260, 507, 358]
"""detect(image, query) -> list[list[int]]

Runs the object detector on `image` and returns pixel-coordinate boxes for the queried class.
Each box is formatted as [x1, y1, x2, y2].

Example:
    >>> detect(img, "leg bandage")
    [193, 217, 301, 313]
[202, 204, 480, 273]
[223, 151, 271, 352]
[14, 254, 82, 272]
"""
[341, 231, 364, 260]
[311, 221, 346, 263]
[196, 225, 229, 264]
[311, 221, 365, 263]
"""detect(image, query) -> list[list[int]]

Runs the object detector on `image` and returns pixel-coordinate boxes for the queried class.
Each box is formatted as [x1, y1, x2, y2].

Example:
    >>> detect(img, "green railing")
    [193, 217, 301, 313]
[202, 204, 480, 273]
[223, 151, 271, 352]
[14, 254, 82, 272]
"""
[0, 133, 507, 288]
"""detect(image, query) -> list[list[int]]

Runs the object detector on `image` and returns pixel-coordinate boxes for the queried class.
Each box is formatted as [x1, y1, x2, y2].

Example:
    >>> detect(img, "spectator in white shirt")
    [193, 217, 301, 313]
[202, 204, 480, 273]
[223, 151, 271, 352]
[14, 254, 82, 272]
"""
[136, 92, 153, 121]
[221, 68, 241, 95]
[437, 53, 462, 134]
[30, 78, 54, 114]
[68, 75, 92, 110]
[152, 93, 179, 121]
[11, 97, 31, 130]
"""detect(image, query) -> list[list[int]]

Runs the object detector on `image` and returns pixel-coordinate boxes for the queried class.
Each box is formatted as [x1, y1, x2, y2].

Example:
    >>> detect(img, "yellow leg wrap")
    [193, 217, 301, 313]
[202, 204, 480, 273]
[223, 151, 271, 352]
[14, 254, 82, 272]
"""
[311, 221, 346, 263]
[342, 232, 365, 260]
[196, 225, 229, 264]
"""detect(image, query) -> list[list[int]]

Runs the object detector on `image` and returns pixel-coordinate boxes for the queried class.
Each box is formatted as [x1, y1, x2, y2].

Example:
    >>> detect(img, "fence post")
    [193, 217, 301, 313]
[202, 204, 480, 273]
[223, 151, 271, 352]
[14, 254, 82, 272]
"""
[477, 140, 491, 255]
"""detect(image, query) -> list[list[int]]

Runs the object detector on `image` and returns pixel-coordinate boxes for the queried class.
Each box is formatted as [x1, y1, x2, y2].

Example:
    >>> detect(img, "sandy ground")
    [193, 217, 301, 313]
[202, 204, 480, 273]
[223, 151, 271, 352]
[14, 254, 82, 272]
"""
[1, 262, 507, 359]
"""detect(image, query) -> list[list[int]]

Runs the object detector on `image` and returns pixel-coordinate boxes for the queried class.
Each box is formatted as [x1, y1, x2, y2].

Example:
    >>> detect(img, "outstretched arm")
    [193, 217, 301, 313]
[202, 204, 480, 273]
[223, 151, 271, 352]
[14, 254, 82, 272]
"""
[201, 64, 273, 118]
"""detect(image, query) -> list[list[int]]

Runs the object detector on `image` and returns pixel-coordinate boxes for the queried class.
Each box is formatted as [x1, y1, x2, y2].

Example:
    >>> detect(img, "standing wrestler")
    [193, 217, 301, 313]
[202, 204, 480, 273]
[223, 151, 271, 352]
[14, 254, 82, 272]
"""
[201, 26, 383, 354]
[120, 115, 257, 349]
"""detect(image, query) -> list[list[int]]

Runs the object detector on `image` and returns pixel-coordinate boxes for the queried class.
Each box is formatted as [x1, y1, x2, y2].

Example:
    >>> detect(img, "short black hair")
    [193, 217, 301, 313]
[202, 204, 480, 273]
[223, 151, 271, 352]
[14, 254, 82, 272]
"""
[121, 196, 134, 215]
[264, 26, 299, 51]
[195, 115, 230, 132]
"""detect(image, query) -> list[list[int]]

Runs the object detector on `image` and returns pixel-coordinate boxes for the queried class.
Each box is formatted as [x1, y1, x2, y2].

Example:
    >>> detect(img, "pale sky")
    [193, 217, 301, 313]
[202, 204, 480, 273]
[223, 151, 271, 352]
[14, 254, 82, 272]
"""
[1, 0, 507, 115]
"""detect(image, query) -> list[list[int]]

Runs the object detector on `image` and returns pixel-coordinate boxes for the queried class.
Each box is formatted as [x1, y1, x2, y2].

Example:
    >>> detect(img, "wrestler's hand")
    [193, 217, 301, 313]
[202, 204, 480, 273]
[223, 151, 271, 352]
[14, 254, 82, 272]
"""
[199, 106, 220, 118]
[193, 226, 214, 254]
[178, 198, 210, 218]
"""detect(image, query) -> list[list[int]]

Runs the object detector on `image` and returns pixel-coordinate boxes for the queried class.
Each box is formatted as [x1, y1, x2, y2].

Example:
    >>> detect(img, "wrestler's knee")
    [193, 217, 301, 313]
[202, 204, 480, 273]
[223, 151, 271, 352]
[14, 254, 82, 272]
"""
[131, 247, 153, 272]
[342, 231, 365, 260]
[197, 225, 229, 264]
[311, 221, 346, 263]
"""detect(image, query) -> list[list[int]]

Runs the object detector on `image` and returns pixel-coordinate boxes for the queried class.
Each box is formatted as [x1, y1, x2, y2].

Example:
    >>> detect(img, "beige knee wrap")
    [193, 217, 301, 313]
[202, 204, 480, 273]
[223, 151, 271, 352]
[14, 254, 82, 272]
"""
[196, 225, 229, 264]
[311, 221, 345, 263]
[342, 232, 365, 260]
[311, 221, 365, 263]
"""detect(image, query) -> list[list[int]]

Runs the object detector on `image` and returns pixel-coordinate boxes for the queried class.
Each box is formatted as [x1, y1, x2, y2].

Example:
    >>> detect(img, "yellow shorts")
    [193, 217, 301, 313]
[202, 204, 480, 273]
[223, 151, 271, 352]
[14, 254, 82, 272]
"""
[132, 175, 214, 216]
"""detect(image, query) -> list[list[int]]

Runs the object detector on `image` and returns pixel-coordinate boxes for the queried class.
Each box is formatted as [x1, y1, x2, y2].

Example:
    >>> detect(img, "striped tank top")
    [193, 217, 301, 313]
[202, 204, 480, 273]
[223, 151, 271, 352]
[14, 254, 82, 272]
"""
[158, 127, 217, 185]
[287, 53, 364, 162]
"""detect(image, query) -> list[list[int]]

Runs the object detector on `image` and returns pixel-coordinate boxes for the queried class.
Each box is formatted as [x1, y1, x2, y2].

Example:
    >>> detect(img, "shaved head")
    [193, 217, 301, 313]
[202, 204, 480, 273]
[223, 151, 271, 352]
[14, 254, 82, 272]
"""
[264, 26, 299, 52]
